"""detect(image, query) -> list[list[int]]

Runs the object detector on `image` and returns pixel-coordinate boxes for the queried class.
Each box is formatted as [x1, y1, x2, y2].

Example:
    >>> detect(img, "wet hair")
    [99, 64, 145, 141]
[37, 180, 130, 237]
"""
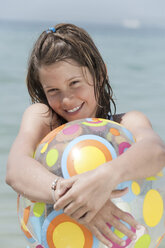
[26, 23, 116, 124]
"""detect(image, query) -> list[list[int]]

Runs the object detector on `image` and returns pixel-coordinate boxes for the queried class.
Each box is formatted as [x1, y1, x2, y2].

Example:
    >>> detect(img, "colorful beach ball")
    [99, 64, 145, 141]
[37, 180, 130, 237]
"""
[17, 118, 165, 248]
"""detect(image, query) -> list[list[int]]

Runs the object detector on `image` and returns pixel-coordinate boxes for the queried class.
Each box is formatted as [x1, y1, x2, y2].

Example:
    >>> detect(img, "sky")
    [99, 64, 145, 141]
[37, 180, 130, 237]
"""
[0, 0, 165, 27]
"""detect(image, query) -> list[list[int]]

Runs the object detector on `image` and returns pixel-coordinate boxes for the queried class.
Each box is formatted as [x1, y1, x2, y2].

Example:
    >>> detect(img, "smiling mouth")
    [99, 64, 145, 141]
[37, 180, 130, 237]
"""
[66, 103, 84, 113]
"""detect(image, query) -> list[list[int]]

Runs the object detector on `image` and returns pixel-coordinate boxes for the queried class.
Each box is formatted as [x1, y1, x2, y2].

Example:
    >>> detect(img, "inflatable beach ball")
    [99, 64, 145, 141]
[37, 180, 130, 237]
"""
[17, 118, 165, 248]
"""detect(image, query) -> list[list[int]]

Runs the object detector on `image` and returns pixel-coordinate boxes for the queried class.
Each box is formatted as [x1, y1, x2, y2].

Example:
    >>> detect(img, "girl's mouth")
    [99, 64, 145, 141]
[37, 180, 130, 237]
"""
[66, 103, 84, 114]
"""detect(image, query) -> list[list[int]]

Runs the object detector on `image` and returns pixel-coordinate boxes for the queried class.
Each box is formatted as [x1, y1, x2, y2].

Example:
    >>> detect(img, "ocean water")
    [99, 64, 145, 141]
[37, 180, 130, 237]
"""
[0, 20, 165, 248]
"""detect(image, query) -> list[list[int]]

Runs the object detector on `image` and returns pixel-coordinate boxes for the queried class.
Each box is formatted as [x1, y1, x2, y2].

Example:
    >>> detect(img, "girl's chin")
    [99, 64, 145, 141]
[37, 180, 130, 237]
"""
[63, 110, 85, 121]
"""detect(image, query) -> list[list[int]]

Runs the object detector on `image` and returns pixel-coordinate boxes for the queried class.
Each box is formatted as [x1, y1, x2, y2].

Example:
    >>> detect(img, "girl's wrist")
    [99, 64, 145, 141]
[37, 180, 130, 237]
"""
[104, 159, 125, 189]
[51, 177, 60, 203]
[96, 162, 118, 195]
[48, 175, 61, 204]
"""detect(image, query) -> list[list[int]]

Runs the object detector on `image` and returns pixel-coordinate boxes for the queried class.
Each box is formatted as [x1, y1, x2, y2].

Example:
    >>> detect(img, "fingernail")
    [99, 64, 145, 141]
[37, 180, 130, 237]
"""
[136, 224, 142, 230]
[121, 241, 126, 246]
[132, 234, 137, 240]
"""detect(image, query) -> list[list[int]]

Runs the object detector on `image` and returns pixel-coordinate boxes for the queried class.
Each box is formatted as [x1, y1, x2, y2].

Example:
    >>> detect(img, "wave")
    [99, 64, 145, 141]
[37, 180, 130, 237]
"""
[122, 19, 141, 29]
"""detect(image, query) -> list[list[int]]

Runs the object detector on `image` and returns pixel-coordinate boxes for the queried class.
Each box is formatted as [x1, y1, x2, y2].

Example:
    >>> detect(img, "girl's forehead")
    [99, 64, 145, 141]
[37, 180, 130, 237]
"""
[39, 60, 93, 86]
[39, 60, 83, 75]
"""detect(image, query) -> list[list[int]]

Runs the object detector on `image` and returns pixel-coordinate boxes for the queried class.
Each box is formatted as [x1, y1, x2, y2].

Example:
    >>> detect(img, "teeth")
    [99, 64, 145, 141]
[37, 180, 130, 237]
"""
[67, 105, 81, 113]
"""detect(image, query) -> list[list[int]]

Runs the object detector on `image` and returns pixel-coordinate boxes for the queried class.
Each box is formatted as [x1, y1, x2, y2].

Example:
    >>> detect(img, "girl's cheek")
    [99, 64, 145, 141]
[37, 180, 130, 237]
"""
[48, 97, 57, 109]
[74, 86, 86, 97]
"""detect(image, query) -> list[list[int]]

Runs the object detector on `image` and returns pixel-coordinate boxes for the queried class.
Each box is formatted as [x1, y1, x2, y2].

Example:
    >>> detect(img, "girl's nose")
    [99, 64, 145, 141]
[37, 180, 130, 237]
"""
[61, 91, 73, 107]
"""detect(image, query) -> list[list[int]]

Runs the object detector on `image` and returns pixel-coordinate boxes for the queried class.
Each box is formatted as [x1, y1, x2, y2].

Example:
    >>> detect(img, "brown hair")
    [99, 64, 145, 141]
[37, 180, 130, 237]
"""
[26, 23, 116, 123]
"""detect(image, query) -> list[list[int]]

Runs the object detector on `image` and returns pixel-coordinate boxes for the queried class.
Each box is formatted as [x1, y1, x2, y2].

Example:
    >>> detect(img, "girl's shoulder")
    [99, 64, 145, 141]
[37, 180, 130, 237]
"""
[114, 110, 152, 140]
[23, 103, 52, 128]
[24, 102, 50, 115]
[113, 110, 151, 126]
[120, 110, 151, 127]
[20, 103, 60, 141]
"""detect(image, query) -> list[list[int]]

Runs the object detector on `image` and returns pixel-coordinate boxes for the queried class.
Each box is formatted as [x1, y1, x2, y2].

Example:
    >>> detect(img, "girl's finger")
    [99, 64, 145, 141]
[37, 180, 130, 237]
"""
[109, 216, 137, 241]
[112, 205, 139, 230]
[53, 191, 73, 210]
[111, 187, 128, 198]
[58, 178, 74, 196]
[63, 201, 85, 217]
[54, 178, 63, 201]
[96, 219, 127, 246]
[120, 212, 140, 230]
[79, 209, 97, 223]
[87, 225, 113, 248]
[70, 206, 88, 220]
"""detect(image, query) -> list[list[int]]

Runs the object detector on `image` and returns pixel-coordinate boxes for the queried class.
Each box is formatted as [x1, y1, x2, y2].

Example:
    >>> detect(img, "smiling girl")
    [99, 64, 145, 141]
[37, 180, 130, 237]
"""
[6, 23, 165, 248]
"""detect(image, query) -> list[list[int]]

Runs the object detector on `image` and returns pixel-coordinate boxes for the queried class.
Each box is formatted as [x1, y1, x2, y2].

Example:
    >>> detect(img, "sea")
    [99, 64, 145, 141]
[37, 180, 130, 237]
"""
[0, 20, 165, 248]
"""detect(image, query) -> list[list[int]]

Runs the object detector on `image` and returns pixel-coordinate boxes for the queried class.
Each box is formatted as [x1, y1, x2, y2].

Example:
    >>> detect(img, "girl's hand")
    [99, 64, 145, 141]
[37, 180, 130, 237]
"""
[53, 164, 118, 222]
[81, 200, 138, 248]
[55, 185, 138, 248]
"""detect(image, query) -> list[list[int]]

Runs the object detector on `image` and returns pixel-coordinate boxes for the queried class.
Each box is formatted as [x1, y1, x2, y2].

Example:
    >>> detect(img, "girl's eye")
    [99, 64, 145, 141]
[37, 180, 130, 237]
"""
[71, 81, 79, 86]
[47, 89, 58, 94]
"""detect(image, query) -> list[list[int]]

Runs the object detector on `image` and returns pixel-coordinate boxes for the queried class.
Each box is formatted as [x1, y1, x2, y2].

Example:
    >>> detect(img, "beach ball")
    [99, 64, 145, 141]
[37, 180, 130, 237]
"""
[17, 118, 165, 248]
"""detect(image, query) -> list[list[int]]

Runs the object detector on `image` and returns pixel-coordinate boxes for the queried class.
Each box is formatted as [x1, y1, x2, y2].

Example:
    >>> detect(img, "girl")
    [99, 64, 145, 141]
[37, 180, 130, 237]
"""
[6, 23, 165, 248]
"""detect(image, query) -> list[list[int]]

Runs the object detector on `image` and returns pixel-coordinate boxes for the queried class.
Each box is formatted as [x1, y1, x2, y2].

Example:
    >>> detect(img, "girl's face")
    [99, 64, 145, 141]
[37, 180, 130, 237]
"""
[39, 60, 98, 122]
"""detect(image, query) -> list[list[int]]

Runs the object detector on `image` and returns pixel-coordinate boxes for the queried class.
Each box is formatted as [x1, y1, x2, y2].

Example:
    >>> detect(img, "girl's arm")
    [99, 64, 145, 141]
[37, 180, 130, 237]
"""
[114, 110, 165, 181]
[6, 103, 60, 204]
[6, 104, 139, 246]
[53, 111, 165, 222]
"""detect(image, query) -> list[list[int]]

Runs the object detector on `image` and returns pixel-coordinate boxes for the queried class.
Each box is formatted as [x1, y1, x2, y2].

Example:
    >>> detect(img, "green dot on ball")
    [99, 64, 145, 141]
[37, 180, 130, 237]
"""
[46, 149, 59, 167]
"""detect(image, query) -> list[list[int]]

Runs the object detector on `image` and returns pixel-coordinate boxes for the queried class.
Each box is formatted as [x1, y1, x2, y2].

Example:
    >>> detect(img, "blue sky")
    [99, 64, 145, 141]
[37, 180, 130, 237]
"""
[1, 0, 165, 26]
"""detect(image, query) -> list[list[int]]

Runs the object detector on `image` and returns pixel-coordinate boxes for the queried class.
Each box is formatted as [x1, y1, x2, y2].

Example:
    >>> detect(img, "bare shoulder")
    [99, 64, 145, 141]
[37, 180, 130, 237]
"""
[119, 110, 154, 141]
[23, 102, 51, 118]
[18, 103, 59, 149]
[121, 110, 152, 129]
[21, 103, 51, 132]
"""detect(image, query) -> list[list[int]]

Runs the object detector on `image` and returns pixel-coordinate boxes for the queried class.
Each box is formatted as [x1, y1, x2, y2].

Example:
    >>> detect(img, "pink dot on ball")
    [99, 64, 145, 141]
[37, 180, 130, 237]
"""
[63, 124, 80, 135]
[118, 142, 131, 155]
[36, 245, 44, 248]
